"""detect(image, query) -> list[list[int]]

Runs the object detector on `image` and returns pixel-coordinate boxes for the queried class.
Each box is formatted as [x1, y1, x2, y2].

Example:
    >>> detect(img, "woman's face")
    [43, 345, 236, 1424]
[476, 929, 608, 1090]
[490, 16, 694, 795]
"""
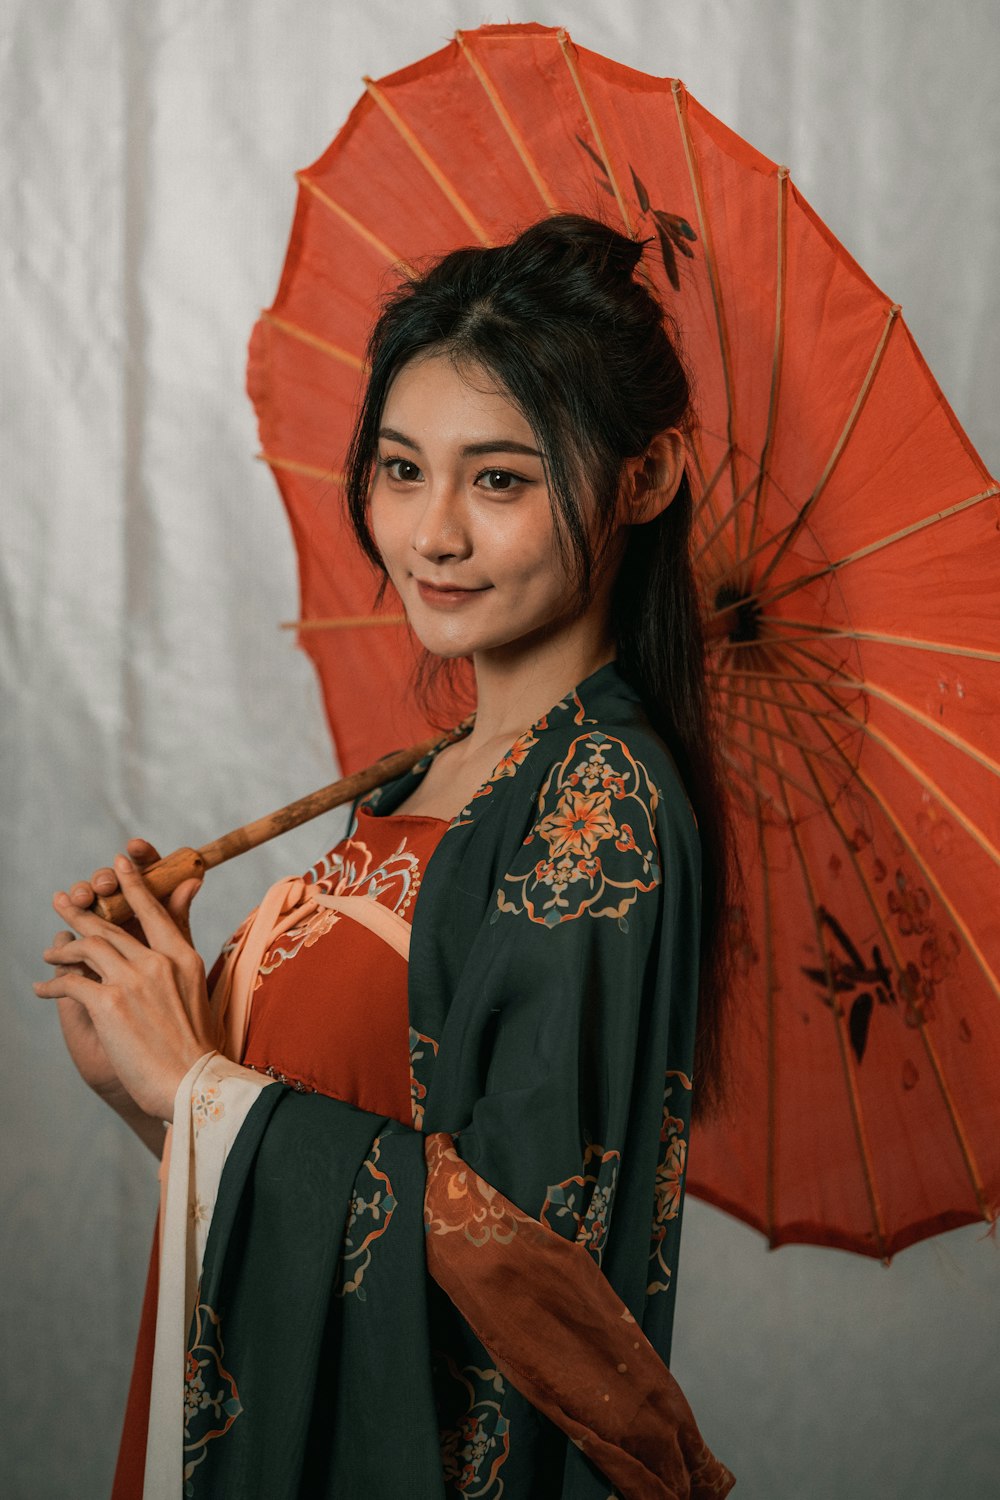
[370, 351, 598, 663]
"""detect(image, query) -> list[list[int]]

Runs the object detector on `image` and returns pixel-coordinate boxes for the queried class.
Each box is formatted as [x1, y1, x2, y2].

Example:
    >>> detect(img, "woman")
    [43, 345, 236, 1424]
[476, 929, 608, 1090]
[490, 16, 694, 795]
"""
[39, 215, 735, 1498]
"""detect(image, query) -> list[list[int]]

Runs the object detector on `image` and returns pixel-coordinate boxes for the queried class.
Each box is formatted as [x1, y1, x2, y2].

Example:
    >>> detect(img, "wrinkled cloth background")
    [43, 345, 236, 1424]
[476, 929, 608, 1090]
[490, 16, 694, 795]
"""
[2, 2, 998, 1497]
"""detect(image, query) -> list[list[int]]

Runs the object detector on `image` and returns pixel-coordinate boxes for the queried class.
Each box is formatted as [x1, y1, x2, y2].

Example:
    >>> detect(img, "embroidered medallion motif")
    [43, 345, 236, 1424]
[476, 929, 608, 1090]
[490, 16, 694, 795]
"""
[409, 1026, 440, 1130]
[648, 1071, 692, 1294]
[496, 731, 661, 926]
[541, 1141, 621, 1266]
[183, 1303, 243, 1492]
[436, 1355, 511, 1498]
[336, 1135, 397, 1299]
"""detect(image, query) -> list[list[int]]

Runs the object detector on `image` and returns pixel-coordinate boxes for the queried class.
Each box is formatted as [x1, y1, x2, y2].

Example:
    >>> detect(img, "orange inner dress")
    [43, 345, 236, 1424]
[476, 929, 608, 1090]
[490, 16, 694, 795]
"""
[240, 803, 449, 1123]
[111, 803, 448, 1500]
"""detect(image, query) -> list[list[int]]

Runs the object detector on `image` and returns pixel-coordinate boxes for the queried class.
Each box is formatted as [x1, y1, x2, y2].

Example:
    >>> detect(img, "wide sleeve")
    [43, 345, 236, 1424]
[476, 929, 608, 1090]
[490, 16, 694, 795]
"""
[416, 724, 728, 1496]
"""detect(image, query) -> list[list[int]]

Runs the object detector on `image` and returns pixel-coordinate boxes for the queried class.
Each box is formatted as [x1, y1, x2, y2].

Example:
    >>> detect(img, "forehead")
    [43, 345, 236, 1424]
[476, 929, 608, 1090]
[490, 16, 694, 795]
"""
[381, 352, 536, 445]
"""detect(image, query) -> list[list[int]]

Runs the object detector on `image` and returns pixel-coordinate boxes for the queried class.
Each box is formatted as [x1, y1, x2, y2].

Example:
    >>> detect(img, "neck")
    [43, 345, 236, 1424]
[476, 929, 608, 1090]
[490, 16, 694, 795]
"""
[466, 611, 616, 747]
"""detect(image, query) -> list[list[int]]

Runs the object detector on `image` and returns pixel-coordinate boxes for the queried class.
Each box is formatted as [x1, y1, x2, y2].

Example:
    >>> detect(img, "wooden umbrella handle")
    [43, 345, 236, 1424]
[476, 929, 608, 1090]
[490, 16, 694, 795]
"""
[91, 735, 441, 926]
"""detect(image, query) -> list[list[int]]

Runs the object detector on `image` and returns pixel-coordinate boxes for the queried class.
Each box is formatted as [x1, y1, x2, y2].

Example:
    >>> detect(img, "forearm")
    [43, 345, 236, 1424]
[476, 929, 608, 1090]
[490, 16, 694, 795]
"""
[103, 1087, 168, 1158]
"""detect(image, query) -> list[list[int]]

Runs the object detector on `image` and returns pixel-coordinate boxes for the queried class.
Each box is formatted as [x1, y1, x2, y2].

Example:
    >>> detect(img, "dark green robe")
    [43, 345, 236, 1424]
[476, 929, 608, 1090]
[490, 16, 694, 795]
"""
[182, 662, 732, 1498]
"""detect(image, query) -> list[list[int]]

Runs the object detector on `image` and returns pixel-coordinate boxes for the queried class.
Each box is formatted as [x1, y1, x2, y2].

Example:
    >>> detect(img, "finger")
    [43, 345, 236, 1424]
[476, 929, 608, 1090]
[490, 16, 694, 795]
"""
[45, 929, 98, 982]
[111, 856, 191, 956]
[51, 890, 151, 959]
[165, 878, 203, 933]
[126, 837, 163, 868]
[34, 969, 105, 1003]
[71, 839, 161, 906]
[88, 866, 120, 897]
[42, 933, 123, 981]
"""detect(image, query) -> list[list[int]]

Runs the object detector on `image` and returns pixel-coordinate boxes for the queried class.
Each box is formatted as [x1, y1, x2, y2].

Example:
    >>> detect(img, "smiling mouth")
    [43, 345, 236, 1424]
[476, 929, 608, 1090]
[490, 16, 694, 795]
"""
[415, 579, 491, 607]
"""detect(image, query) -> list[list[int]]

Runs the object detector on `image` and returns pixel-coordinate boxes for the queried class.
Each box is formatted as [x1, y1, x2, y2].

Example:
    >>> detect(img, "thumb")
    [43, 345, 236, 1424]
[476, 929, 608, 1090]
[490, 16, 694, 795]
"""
[166, 878, 203, 939]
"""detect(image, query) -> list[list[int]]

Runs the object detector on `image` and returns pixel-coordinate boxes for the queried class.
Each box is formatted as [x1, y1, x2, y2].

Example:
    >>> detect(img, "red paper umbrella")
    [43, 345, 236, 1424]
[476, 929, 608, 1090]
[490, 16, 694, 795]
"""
[247, 22, 1000, 1257]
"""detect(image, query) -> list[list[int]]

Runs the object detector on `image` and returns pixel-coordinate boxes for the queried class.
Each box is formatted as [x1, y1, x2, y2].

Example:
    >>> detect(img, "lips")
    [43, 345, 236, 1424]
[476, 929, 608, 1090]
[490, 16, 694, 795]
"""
[415, 578, 490, 608]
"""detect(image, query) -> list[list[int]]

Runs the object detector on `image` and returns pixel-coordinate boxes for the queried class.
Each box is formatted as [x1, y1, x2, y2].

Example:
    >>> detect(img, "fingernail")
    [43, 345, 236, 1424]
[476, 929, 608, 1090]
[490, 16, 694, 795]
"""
[114, 854, 133, 873]
[53, 891, 67, 905]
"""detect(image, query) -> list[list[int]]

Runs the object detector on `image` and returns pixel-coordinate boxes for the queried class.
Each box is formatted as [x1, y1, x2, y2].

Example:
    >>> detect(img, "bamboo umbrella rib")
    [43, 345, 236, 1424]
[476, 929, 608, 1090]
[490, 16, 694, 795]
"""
[762, 620, 1000, 665]
[362, 76, 492, 244]
[672, 78, 742, 555]
[804, 677, 1000, 1009]
[296, 174, 415, 272]
[261, 312, 365, 371]
[556, 30, 635, 236]
[756, 305, 900, 591]
[778, 641, 1000, 867]
[773, 674, 996, 1224]
[696, 457, 767, 566]
[691, 447, 735, 562]
[456, 32, 557, 210]
[740, 673, 780, 1241]
[721, 695, 857, 762]
[716, 681, 863, 732]
[719, 745, 790, 821]
[718, 661, 1000, 869]
[819, 666, 1000, 780]
[685, 425, 711, 497]
[715, 654, 1000, 781]
[768, 680, 924, 984]
[745, 683, 890, 1254]
[746, 167, 790, 564]
[753, 483, 1000, 615]
[764, 675, 957, 1251]
[259, 453, 344, 483]
[720, 724, 831, 815]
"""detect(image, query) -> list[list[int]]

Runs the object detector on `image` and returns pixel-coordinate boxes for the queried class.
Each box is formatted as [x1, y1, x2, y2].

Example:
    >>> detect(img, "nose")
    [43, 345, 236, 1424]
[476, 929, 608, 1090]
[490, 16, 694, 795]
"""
[410, 481, 471, 564]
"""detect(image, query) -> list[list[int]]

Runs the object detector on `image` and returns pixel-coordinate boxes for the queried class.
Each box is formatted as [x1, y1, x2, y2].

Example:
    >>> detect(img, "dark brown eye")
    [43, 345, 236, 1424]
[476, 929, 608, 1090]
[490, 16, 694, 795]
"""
[382, 457, 421, 482]
[478, 469, 521, 492]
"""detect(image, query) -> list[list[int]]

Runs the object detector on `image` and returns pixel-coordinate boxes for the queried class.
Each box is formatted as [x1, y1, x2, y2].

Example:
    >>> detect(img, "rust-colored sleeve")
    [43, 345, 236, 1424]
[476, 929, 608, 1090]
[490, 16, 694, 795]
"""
[424, 1132, 734, 1500]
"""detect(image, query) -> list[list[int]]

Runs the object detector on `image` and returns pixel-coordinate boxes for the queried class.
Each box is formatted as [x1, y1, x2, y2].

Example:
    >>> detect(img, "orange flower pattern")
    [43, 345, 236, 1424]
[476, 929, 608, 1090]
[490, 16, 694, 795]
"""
[183, 1303, 243, 1488]
[436, 1355, 511, 1499]
[450, 684, 595, 827]
[336, 1135, 397, 1299]
[192, 1084, 225, 1136]
[449, 724, 540, 827]
[424, 1133, 520, 1248]
[648, 1071, 691, 1295]
[541, 1142, 621, 1266]
[409, 1025, 440, 1130]
[495, 731, 661, 926]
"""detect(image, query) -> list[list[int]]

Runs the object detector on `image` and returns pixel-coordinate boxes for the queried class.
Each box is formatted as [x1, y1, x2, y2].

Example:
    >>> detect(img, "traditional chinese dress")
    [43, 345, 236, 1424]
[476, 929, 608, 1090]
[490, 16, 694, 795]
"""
[122, 661, 733, 1499]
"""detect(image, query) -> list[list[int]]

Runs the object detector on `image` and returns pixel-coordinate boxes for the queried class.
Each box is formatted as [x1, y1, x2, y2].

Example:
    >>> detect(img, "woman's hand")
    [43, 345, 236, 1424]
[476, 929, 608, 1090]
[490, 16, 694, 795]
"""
[44, 838, 202, 1109]
[67, 836, 199, 944]
[35, 853, 212, 1121]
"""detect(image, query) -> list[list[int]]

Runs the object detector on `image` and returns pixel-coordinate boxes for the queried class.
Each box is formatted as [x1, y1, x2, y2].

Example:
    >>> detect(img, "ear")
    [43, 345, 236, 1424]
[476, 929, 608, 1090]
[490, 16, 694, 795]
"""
[622, 429, 686, 525]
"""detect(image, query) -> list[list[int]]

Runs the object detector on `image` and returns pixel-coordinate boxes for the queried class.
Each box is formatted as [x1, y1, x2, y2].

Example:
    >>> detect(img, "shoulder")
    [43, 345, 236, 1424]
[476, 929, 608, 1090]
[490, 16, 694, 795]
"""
[491, 676, 698, 931]
[519, 669, 699, 855]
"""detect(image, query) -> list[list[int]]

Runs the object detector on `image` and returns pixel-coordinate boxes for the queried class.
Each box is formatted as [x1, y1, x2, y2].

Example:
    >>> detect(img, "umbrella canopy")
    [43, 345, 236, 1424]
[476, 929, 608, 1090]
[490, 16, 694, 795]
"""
[247, 22, 1000, 1258]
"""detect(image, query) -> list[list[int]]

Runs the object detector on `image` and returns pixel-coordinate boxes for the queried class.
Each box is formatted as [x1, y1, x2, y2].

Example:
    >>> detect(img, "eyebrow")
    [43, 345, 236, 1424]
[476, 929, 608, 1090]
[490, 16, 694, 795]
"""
[378, 426, 542, 459]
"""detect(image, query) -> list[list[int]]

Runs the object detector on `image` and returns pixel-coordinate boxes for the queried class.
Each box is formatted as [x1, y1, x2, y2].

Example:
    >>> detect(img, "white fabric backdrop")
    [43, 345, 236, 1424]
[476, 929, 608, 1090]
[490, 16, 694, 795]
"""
[2, 2, 998, 1496]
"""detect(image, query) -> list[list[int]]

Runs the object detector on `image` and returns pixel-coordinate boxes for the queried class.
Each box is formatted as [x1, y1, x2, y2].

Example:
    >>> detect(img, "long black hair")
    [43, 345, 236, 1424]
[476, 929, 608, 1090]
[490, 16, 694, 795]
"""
[345, 214, 735, 1116]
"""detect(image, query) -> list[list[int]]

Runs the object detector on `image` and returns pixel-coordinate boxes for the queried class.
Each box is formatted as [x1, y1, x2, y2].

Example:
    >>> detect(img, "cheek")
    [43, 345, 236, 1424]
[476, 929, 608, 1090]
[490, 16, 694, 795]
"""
[485, 498, 562, 574]
[368, 490, 402, 566]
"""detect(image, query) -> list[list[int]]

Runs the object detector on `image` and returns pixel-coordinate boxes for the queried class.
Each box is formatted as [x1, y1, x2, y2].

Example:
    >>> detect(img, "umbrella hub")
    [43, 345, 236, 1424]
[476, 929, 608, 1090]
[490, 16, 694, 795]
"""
[713, 583, 761, 644]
